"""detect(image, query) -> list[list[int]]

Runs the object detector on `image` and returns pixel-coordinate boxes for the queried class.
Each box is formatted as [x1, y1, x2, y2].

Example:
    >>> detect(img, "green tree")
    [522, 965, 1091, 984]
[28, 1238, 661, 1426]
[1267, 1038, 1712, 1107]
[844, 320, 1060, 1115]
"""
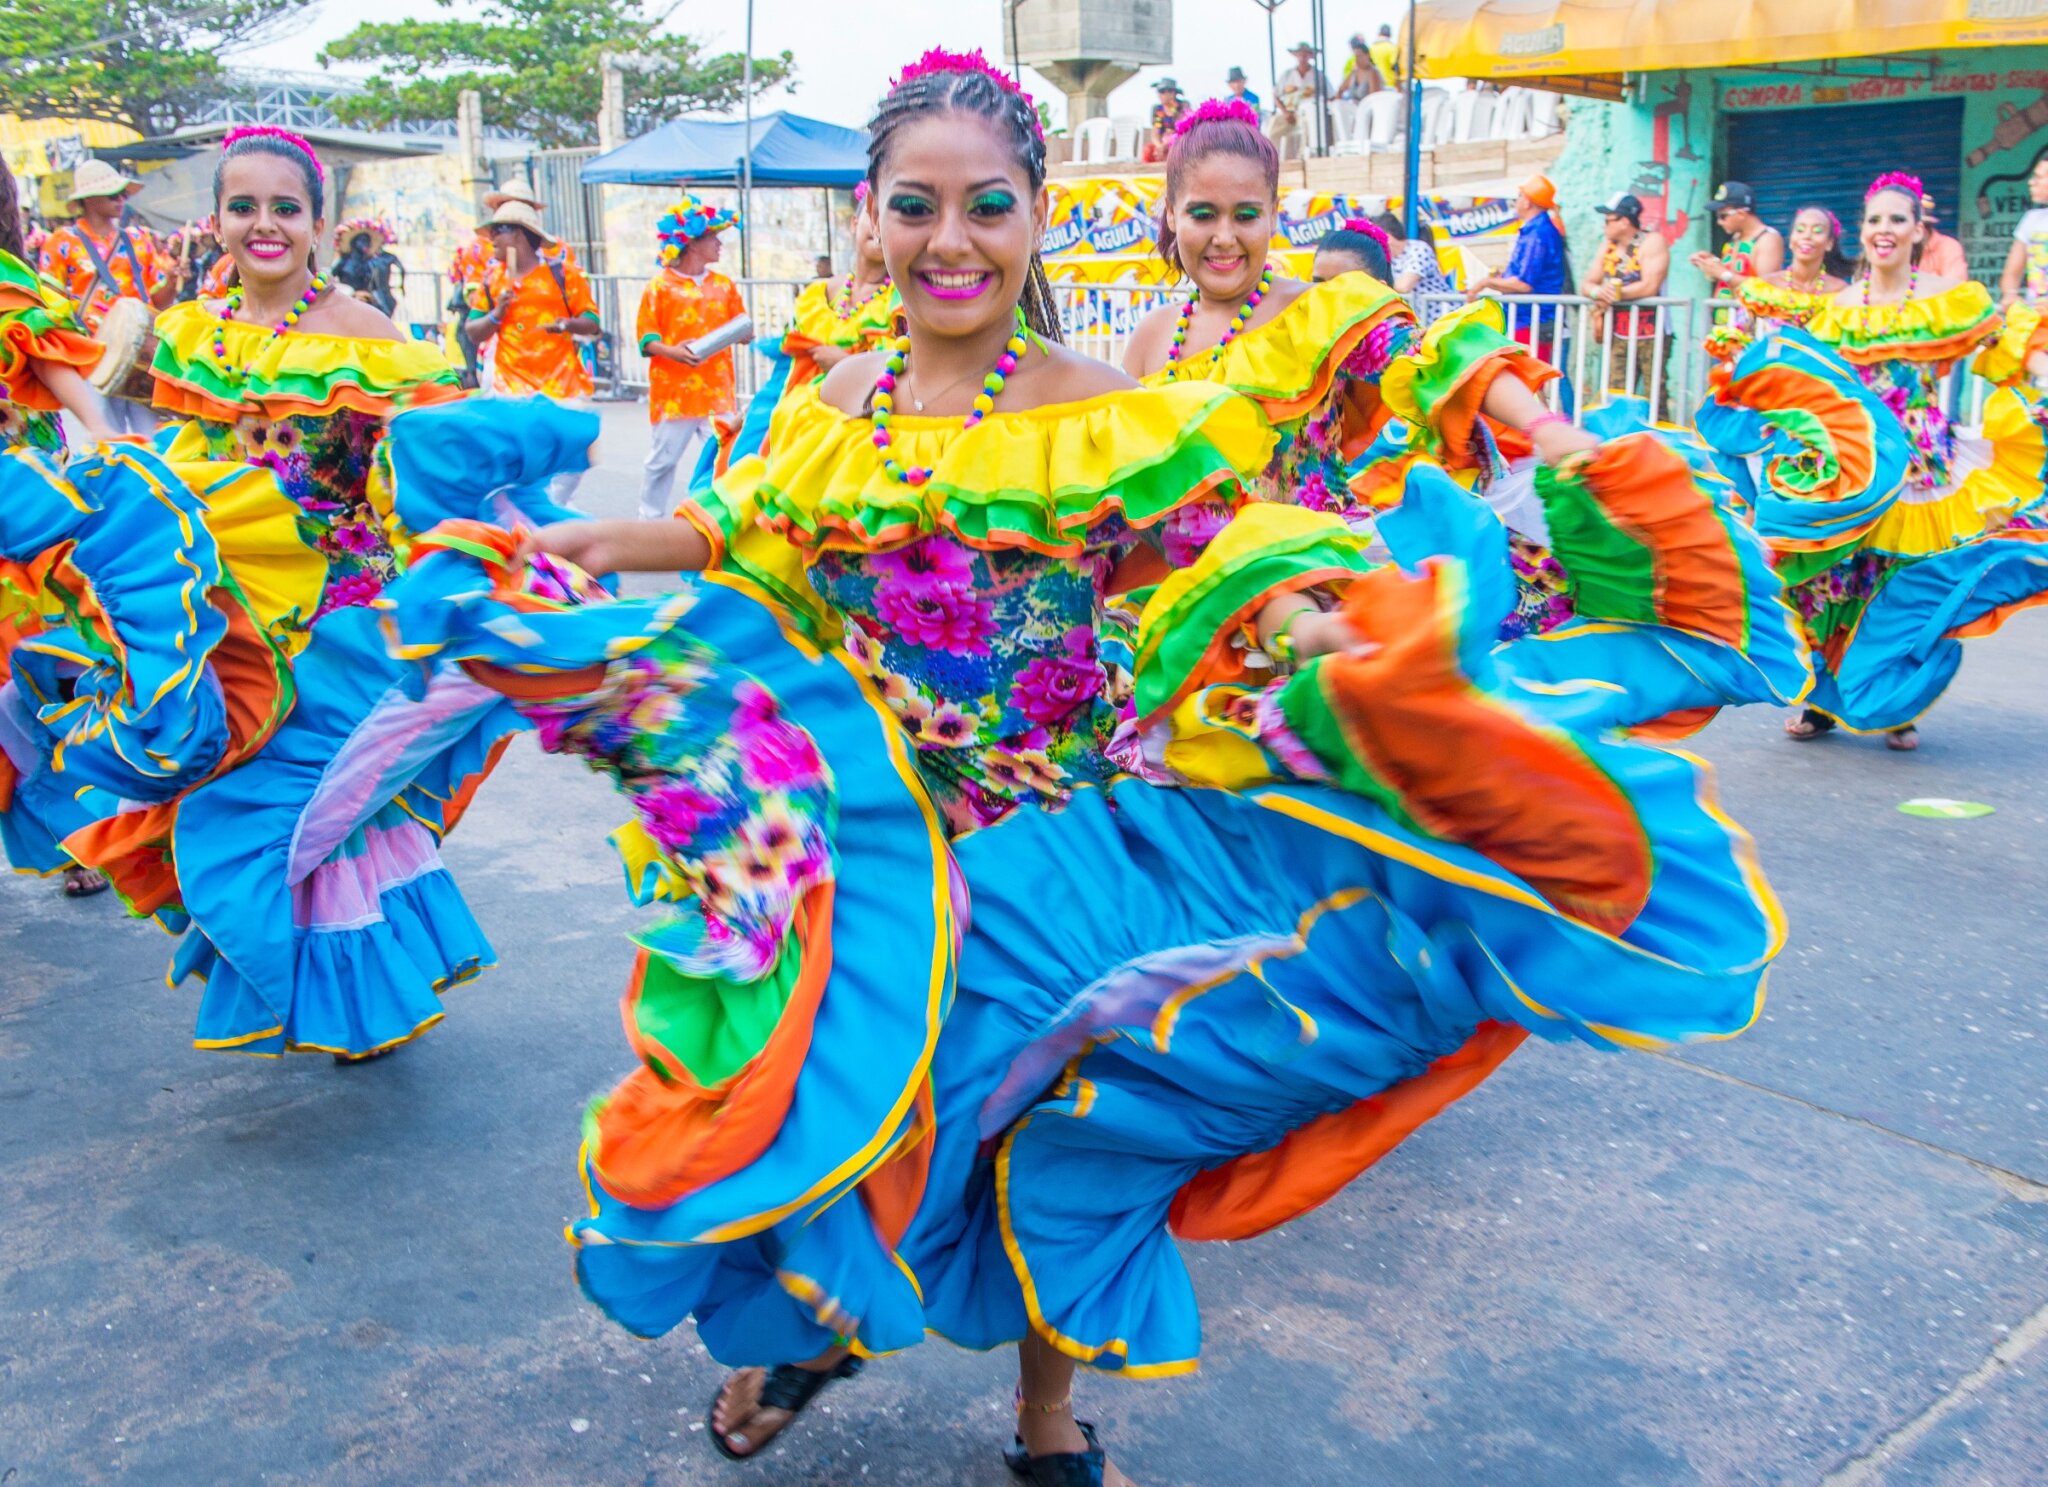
[320, 0, 795, 149]
[0, 0, 309, 133]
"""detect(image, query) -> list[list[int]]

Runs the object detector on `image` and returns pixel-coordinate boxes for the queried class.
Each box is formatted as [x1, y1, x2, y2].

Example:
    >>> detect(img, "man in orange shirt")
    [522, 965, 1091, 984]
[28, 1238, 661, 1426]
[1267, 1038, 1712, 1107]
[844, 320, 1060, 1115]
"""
[39, 158, 184, 434]
[465, 199, 602, 503]
[1918, 193, 1970, 280]
[634, 194, 750, 519]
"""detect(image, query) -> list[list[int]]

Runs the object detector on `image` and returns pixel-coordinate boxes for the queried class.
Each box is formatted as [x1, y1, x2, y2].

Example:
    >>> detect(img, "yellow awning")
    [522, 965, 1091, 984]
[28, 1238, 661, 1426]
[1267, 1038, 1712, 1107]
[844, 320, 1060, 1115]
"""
[1409, 0, 2048, 80]
[1, 114, 142, 180]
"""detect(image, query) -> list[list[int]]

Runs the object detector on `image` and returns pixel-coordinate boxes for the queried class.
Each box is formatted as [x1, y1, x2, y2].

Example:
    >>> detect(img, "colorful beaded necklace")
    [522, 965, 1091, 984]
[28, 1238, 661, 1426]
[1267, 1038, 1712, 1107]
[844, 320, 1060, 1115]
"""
[1165, 266, 1273, 376]
[836, 273, 892, 320]
[211, 272, 330, 377]
[871, 311, 1028, 488]
[1859, 261, 1918, 306]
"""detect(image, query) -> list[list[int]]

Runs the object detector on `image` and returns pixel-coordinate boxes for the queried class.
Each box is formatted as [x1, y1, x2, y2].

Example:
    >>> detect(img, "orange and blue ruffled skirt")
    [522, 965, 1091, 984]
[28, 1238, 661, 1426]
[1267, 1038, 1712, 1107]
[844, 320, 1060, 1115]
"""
[0, 411, 559, 1056]
[380, 411, 1789, 1373]
[1698, 327, 2048, 731]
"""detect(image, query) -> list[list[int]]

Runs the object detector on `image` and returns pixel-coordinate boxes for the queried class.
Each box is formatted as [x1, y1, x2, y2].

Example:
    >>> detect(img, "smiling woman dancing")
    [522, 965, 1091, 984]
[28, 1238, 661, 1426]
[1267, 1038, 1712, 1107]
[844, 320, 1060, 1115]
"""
[1699, 172, 2048, 749]
[378, 50, 1788, 1486]
[1, 126, 532, 1061]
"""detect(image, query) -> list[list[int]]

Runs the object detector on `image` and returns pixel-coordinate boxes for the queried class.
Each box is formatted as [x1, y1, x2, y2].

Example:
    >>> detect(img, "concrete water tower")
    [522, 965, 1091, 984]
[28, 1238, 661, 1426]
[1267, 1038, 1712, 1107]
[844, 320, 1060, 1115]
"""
[1003, 0, 1173, 126]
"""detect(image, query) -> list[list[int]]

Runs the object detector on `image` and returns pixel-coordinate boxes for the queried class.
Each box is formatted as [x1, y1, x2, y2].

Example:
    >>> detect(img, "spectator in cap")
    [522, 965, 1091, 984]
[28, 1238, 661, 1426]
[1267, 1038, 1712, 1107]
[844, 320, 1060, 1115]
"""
[1581, 191, 1673, 412]
[1916, 192, 1969, 280]
[1339, 35, 1382, 104]
[1267, 42, 1328, 161]
[1370, 25, 1402, 90]
[1690, 180, 1784, 291]
[1143, 78, 1189, 164]
[1225, 66, 1262, 117]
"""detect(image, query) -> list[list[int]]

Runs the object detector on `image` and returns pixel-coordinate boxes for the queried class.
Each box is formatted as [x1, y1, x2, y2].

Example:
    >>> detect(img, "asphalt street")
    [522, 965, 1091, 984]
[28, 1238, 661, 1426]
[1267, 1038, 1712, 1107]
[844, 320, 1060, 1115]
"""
[3, 404, 2044, 1486]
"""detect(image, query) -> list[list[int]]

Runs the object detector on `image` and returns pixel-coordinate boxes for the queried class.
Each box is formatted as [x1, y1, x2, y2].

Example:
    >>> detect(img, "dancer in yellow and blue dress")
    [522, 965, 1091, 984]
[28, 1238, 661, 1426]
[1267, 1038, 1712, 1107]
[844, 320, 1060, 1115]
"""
[0, 125, 556, 1060]
[699, 183, 901, 488]
[1698, 172, 2048, 750]
[378, 51, 1791, 1486]
[0, 154, 122, 898]
[1119, 98, 1807, 737]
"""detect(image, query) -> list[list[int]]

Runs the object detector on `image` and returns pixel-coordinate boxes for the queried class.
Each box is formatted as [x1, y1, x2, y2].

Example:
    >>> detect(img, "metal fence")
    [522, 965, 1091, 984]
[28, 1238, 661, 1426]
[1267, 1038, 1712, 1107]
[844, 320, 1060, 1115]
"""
[420, 279, 2011, 433]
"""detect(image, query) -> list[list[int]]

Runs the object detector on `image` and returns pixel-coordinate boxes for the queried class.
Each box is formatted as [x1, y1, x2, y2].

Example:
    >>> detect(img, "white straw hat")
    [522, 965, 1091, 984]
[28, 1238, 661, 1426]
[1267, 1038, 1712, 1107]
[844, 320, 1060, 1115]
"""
[67, 159, 140, 203]
[483, 176, 545, 211]
[479, 199, 557, 242]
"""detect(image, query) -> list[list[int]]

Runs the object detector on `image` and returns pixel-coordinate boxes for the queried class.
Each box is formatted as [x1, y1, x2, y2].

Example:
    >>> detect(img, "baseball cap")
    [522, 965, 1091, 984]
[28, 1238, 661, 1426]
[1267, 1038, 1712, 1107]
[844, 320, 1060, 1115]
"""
[1600, 192, 1643, 224]
[1712, 181, 1757, 212]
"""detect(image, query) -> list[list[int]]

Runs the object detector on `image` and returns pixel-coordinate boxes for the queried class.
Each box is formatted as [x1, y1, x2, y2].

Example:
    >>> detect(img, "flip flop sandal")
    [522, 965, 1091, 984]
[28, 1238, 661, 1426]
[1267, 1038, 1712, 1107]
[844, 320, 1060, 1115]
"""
[61, 868, 110, 898]
[707, 1356, 864, 1462]
[1785, 710, 1836, 741]
[1886, 726, 1920, 752]
[1003, 1420, 1108, 1486]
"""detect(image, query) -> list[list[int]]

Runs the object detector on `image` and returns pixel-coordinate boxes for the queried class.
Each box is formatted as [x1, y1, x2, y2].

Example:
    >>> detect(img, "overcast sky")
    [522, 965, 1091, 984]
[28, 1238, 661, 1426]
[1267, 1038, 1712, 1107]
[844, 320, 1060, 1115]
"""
[238, 0, 1410, 133]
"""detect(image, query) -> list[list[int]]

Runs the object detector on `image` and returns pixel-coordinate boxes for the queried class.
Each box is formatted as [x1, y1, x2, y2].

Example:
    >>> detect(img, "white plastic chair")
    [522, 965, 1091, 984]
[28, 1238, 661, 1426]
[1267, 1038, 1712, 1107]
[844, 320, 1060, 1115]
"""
[1363, 90, 1407, 153]
[1108, 115, 1145, 162]
[1332, 97, 1359, 145]
[1496, 87, 1536, 140]
[1451, 89, 1499, 143]
[1530, 91, 1563, 136]
[1077, 117, 1114, 165]
[1419, 86, 1451, 147]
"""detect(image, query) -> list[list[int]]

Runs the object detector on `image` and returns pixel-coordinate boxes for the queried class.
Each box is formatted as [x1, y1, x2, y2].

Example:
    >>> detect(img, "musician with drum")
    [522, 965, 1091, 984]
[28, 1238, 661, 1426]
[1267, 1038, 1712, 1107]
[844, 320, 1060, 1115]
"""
[37, 159, 184, 436]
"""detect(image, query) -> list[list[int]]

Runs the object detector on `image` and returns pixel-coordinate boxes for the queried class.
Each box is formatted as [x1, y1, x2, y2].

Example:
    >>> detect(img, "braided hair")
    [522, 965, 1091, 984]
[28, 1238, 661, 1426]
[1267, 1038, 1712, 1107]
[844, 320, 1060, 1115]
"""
[0, 156, 24, 262]
[866, 56, 1064, 342]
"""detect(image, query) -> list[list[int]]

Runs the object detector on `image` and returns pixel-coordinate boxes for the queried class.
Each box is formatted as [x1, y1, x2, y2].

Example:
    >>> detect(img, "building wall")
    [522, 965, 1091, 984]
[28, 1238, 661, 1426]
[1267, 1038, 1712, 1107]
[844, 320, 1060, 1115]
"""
[1557, 48, 2048, 298]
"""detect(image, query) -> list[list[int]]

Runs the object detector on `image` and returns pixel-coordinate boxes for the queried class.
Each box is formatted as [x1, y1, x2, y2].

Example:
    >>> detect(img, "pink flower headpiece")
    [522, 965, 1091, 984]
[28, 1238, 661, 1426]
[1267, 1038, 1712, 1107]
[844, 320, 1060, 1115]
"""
[1342, 217, 1392, 254]
[1176, 97, 1262, 137]
[853, 180, 870, 207]
[891, 48, 1042, 138]
[221, 125, 326, 182]
[1866, 171, 1924, 202]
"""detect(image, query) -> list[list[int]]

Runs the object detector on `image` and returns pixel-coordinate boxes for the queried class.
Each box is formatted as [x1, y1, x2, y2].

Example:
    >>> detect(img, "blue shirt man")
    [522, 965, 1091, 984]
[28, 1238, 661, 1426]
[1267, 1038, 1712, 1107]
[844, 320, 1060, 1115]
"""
[1469, 174, 1569, 338]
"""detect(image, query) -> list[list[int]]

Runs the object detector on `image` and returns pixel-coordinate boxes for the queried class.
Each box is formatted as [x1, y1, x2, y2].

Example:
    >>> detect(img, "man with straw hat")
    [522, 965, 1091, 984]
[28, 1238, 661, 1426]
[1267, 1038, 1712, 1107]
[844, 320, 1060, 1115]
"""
[634, 192, 750, 519]
[332, 216, 404, 316]
[38, 159, 182, 332]
[465, 196, 602, 502]
[38, 157, 182, 434]
[1267, 41, 1327, 160]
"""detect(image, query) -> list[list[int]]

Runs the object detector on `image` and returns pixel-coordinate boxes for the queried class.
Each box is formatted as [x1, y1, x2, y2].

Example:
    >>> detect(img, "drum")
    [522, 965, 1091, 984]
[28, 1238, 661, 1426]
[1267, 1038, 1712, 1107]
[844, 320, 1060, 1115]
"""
[88, 298, 159, 405]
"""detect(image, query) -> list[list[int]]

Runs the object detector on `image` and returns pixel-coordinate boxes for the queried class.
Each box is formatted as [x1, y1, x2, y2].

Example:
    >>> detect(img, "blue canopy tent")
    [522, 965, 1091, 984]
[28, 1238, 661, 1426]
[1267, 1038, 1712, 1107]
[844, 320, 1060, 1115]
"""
[581, 110, 868, 277]
[578, 111, 869, 189]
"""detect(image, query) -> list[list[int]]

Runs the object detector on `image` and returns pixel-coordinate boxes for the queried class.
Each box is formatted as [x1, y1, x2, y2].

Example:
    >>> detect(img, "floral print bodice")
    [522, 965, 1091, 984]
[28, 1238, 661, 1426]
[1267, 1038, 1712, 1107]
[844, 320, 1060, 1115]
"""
[1854, 358, 1956, 493]
[191, 409, 396, 619]
[809, 509, 1228, 835]
[1264, 319, 1408, 519]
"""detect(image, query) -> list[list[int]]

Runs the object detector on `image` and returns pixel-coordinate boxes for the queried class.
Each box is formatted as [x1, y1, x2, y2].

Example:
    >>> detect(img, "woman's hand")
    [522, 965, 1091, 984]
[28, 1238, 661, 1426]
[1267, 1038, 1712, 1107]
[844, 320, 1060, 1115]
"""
[515, 516, 713, 576]
[1285, 609, 1377, 662]
[811, 345, 849, 371]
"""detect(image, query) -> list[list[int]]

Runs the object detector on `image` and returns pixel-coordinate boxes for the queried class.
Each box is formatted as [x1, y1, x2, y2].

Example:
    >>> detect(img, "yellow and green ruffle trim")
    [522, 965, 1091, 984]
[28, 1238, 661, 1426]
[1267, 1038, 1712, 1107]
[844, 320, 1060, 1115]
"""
[734, 378, 1273, 557]
[1132, 502, 1376, 724]
[150, 300, 462, 421]
[783, 277, 899, 355]
[0, 248, 101, 407]
[1807, 280, 2000, 367]
[1143, 273, 1409, 416]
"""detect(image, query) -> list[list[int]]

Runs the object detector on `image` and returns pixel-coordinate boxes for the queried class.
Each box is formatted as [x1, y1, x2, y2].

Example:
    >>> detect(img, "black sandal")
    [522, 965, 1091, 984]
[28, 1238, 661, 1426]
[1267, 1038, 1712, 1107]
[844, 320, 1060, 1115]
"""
[706, 1356, 863, 1462]
[1003, 1421, 1108, 1486]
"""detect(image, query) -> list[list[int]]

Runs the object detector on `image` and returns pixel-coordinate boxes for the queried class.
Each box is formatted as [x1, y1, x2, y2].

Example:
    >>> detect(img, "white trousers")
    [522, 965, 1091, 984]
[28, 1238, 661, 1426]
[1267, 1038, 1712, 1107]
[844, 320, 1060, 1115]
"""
[640, 416, 711, 520]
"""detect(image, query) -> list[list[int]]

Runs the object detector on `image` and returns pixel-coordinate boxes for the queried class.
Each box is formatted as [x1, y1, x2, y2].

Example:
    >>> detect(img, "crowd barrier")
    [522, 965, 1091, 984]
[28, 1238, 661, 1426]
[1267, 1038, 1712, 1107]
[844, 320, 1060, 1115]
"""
[467, 276, 2011, 436]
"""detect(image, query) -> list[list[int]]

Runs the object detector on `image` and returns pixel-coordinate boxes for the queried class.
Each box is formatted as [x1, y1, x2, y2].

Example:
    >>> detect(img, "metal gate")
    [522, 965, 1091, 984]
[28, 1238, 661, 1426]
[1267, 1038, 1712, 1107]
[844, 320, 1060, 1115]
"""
[517, 147, 606, 273]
